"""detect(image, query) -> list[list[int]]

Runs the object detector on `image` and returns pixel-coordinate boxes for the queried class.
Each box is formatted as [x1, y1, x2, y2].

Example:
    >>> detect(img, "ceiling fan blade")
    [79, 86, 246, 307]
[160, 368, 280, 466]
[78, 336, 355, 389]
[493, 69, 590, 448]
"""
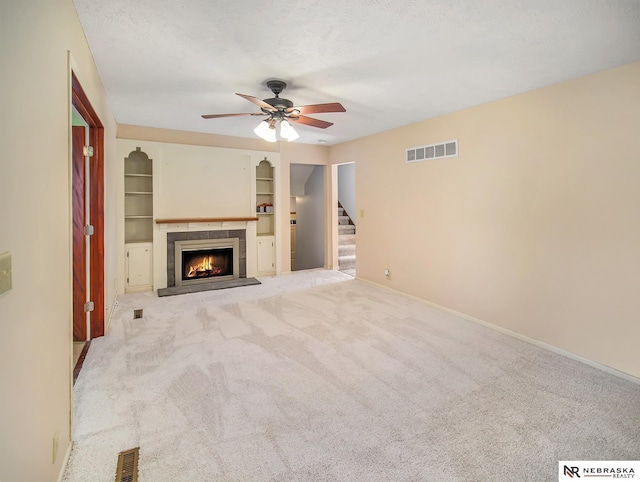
[289, 115, 333, 129]
[236, 93, 277, 111]
[287, 102, 346, 115]
[201, 113, 265, 119]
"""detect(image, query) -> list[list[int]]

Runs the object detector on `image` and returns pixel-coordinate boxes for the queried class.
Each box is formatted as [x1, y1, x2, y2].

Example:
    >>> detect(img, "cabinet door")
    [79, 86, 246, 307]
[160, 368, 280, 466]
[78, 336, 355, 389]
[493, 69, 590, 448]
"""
[127, 244, 153, 289]
[257, 237, 275, 274]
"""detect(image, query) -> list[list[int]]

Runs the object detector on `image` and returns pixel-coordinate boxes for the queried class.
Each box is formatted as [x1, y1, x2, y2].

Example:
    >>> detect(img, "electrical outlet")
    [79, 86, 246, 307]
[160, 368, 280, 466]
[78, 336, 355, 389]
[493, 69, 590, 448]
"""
[384, 268, 390, 279]
[52, 432, 59, 464]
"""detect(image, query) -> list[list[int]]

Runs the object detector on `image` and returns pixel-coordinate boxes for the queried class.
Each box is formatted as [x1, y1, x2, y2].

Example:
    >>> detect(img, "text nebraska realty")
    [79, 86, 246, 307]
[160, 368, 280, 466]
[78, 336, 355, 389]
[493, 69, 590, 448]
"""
[566, 465, 635, 478]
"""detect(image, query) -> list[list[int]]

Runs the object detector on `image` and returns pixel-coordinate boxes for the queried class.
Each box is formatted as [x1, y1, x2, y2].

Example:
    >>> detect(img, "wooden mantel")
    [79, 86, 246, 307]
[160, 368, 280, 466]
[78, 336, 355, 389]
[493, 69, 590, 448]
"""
[155, 217, 258, 224]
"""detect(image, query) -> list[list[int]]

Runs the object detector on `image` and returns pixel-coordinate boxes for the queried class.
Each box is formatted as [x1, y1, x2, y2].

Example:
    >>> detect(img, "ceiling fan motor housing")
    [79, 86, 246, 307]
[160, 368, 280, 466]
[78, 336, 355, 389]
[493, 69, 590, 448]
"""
[263, 80, 294, 114]
[264, 96, 294, 111]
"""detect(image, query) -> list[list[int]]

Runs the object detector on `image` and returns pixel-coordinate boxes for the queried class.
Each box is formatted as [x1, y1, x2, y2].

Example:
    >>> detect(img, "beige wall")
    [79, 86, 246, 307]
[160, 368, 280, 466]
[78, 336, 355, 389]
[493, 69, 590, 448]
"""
[330, 61, 640, 379]
[152, 145, 253, 219]
[0, 1, 117, 480]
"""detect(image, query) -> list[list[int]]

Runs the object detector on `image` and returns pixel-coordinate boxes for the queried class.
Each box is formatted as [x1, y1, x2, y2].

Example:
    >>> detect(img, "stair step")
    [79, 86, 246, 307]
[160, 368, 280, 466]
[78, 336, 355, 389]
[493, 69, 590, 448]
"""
[339, 244, 356, 256]
[338, 234, 356, 245]
[338, 254, 356, 270]
[338, 203, 356, 270]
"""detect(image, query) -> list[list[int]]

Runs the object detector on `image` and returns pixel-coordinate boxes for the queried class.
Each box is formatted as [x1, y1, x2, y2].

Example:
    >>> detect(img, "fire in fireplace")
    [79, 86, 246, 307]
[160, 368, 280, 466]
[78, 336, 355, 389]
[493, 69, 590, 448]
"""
[174, 238, 240, 287]
[182, 248, 233, 280]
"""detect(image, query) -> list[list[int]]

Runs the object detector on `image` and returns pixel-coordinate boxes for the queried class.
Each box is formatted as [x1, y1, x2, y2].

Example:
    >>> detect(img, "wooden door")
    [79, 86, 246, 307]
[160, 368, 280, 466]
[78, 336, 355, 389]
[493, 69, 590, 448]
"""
[72, 72, 105, 339]
[72, 126, 87, 341]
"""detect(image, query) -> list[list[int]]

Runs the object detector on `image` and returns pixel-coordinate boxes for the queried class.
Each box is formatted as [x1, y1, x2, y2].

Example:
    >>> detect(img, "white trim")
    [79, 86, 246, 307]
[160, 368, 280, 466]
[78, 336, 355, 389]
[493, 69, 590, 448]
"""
[56, 441, 73, 482]
[105, 296, 118, 334]
[358, 278, 640, 386]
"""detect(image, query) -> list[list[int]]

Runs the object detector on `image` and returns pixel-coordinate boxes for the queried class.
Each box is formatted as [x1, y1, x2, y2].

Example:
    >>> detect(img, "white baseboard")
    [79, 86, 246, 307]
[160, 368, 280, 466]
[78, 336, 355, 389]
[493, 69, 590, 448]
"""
[360, 278, 640, 386]
[57, 440, 73, 482]
[105, 296, 118, 334]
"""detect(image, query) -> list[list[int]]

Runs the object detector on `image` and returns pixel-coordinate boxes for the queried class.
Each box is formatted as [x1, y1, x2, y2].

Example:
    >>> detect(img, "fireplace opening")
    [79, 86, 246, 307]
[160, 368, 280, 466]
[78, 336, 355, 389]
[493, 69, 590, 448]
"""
[174, 237, 240, 287]
[182, 248, 233, 281]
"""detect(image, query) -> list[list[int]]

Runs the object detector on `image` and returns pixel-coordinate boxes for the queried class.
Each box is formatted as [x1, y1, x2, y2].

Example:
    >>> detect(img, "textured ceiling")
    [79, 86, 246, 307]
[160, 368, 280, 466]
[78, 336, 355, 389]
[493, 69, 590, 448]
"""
[73, 0, 640, 145]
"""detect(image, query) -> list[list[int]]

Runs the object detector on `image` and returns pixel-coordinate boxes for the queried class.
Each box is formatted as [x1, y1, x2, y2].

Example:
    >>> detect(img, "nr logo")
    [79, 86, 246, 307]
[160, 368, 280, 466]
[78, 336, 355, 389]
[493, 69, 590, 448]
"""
[564, 465, 581, 478]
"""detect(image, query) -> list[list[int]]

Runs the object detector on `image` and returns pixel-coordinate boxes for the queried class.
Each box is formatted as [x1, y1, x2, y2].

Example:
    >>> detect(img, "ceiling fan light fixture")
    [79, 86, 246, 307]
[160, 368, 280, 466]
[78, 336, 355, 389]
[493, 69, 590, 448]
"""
[203, 80, 345, 140]
[280, 119, 299, 141]
[254, 119, 277, 143]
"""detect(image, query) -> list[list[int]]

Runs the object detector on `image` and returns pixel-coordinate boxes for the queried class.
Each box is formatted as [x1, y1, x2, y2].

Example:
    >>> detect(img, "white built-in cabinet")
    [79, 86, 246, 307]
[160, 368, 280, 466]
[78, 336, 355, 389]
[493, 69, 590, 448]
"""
[126, 243, 153, 291]
[257, 236, 275, 274]
[124, 148, 153, 292]
[256, 158, 275, 275]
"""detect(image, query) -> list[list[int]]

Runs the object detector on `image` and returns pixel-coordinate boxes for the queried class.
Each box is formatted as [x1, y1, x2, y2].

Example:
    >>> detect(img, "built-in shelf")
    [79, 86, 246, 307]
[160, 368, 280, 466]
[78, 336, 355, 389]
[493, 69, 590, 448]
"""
[124, 147, 153, 244]
[256, 158, 276, 274]
[155, 217, 259, 224]
[256, 159, 274, 237]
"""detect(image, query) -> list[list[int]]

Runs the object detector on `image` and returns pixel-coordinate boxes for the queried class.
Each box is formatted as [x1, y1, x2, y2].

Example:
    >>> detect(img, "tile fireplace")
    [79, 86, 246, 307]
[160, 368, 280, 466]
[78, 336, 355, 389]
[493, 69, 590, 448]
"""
[166, 230, 247, 288]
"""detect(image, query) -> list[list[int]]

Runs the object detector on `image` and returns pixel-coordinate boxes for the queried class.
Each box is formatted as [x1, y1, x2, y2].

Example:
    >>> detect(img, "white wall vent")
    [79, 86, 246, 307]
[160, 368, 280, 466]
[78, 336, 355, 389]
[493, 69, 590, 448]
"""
[406, 139, 458, 163]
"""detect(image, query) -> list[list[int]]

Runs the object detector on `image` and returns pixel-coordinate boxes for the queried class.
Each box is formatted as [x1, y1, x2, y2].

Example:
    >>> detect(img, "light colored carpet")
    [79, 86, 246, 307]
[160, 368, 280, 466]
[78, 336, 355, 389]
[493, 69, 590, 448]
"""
[63, 269, 640, 481]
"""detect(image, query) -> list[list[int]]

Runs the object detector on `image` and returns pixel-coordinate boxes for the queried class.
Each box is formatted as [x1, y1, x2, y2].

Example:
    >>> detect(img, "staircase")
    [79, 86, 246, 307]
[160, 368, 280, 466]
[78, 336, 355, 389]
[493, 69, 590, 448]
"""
[338, 204, 356, 276]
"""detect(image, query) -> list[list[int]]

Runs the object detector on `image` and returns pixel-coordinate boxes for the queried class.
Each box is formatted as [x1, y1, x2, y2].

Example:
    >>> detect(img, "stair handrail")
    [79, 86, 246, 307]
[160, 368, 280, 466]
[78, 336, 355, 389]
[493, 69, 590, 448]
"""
[338, 201, 356, 228]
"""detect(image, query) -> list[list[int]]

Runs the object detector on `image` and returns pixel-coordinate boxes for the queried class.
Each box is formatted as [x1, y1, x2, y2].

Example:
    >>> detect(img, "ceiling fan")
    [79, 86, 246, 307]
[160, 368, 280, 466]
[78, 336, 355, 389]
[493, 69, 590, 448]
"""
[201, 80, 346, 142]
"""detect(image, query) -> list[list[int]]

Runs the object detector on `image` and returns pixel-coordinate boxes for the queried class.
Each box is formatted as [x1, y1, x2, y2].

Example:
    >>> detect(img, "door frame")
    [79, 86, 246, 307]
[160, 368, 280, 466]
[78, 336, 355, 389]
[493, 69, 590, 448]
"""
[290, 164, 326, 270]
[72, 124, 88, 341]
[71, 72, 105, 338]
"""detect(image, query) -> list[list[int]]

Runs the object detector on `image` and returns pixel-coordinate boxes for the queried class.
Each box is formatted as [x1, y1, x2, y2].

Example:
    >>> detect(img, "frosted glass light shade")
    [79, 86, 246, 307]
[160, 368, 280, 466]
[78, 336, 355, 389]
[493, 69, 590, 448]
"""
[280, 120, 299, 141]
[254, 120, 277, 142]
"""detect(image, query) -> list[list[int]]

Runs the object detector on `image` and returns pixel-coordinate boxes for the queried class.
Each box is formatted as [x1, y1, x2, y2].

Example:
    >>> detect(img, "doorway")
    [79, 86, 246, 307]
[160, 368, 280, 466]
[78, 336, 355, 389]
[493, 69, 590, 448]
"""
[70, 73, 105, 377]
[337, 163, 356, 276]
[290, 164, 325, 271]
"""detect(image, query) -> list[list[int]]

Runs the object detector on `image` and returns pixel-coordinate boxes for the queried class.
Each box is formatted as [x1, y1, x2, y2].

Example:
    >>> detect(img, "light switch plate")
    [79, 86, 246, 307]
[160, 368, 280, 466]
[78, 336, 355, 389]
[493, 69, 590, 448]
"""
[0, 252, 12, 295]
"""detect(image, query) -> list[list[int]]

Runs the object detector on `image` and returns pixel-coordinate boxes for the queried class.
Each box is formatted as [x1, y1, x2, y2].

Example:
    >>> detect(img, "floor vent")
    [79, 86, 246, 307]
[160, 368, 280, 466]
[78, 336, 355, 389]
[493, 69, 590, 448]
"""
[115, 447, 139, 482]
[407, 139, 458, 163]
[133, 309, 143, 319]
